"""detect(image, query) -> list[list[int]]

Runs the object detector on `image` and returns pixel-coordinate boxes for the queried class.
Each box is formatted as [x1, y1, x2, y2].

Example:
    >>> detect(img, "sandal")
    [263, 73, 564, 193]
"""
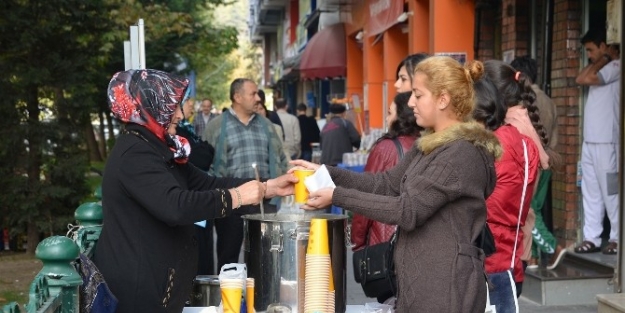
[603, 242, 618, 255]
[574, 241, 600, 253]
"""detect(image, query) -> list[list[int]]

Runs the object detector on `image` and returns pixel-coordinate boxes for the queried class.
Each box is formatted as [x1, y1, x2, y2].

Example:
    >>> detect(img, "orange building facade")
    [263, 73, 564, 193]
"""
[251, 0, 614, 247]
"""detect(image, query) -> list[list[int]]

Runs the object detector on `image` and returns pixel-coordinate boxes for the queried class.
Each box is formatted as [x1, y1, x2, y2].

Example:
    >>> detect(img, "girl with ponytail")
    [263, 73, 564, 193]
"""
[484, 60, 555, 169]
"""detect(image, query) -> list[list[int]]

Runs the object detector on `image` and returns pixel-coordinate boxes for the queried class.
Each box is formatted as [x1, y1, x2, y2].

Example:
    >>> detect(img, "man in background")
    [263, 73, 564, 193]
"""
[574, 29, 621, 255]
[274, 99, 301, 159]
[194, 98, 217, 138]
[203, 78, 288, 269]
[296, 103, 320, 162]
[320, 104, 360, 166]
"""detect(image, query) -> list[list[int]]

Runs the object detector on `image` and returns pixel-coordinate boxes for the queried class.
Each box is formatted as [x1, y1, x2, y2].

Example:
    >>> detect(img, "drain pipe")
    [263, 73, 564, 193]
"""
[541, 0, 553, 96]
[618, 0, 624, 294]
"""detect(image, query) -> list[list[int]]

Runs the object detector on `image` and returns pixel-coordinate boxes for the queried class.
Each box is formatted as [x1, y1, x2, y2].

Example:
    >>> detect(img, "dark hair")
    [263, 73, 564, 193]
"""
[229, 78, 254, 102]
[297, 103, 307, 112]
[473, 78, 505, 131]
[396, 53, 430, 80]
[274, 98, 287, 109]
[202, 98, 213, 104]
[257, 89, 266, 104]
[484, 60, 548, 146]
[377, 91, 421, 142]
[581, 28, 607, 47]
[510, 56, 538, 84]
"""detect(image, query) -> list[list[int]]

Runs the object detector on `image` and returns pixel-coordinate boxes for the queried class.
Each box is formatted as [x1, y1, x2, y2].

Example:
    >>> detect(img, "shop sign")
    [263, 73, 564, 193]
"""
[366, 0, 403, 36]
[434, 52, 467, 65]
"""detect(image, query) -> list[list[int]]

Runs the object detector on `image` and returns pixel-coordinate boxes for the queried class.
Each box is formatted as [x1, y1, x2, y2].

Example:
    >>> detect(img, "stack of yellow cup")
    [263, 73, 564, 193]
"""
[220, 278, 243, 313]
[246, 278, 255, 313]
[328, 262, 335, 313]
[304, 218, 331, 313]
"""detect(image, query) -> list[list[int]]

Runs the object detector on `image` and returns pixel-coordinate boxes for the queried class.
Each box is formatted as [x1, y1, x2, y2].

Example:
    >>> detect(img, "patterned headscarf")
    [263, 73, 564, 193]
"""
[108, 69, 191, 163]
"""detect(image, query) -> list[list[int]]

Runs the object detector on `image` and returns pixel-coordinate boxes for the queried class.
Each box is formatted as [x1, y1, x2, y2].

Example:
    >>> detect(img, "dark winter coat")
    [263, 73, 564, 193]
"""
[329, 122, 501, 312]
[93, 124, 250, 313]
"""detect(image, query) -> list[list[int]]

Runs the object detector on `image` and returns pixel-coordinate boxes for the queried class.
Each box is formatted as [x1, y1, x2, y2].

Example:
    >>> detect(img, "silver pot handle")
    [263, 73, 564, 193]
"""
[288, 227, 310, 241]
[269, 225, 283, 252]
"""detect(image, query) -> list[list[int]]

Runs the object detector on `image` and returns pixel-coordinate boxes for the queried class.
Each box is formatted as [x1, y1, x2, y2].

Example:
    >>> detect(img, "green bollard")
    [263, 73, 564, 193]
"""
[73, 202, 103, 257]
[29, 236, 82, 313]
[1, 302, 20, 313]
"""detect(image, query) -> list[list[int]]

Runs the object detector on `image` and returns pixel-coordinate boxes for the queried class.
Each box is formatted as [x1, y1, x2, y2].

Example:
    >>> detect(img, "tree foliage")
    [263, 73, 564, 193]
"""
[0, 0, 240, 253]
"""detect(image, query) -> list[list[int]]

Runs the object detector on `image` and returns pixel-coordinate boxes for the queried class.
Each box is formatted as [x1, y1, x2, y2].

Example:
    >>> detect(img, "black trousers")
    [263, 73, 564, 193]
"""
[214, 214, 245, 271]
[195, 222, 215, 275]
[214, 203, 278, 271]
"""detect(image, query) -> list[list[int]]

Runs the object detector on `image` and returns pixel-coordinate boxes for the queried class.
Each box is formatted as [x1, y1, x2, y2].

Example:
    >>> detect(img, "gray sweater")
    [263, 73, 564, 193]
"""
[329, 122, 501, 312]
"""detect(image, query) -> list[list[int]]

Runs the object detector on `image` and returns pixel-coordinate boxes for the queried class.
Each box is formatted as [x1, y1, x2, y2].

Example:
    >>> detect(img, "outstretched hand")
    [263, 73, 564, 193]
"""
[265, 173, 298, 198]
[300, 187, 335, 211]
[234, 180, 265, 206]
[288, 159, 321, 173]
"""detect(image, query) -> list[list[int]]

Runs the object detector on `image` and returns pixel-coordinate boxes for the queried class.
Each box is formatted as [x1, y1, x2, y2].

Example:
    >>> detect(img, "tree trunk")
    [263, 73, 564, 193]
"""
[98, 109, 107, 158]
[27, 221, 39, 255]
[106, 111, 115, 142]
[26, 84, 41, 255]
[85, 123, 103, 162]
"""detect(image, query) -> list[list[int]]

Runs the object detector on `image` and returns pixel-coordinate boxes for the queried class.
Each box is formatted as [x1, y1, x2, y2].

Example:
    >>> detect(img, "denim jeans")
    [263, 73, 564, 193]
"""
[487, 270, 518, 313]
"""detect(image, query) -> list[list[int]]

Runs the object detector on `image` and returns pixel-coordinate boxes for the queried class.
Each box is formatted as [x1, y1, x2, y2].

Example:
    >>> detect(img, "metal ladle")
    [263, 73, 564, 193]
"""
[251, 163, 264, 218]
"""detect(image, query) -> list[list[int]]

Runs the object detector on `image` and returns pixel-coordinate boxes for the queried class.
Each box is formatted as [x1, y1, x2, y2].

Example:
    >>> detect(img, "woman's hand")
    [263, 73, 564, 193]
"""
[231, 180, 265, 208]
[300, 187, 335, 210]
[289, 159, 321, 173]
[265, 174, 299, 198]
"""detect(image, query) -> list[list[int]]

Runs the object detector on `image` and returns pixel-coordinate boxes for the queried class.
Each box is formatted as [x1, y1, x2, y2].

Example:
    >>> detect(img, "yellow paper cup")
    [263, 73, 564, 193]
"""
[294, 169, 315, 204]
[246, 278, 255, 313]
[306, 218, 329, 255]
[221, 287, 242, 313]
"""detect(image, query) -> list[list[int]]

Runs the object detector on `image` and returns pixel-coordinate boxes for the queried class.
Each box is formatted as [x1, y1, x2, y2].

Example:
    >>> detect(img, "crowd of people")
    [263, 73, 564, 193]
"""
[91, 28, 619, 313]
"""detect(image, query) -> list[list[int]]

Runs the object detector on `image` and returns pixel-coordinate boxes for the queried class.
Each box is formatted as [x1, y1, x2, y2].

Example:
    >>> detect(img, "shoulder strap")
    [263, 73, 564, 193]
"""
[511, 139, 529, 269]
[392, 138, 405, 160]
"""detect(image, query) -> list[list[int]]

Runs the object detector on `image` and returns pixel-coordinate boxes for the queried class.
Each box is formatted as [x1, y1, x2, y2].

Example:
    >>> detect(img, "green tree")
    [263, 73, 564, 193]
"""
[0, 0, 240, 253]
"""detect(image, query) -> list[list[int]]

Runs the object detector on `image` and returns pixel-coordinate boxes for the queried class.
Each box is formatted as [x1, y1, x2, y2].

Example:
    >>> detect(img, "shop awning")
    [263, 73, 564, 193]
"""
[300, 23, 346, 79]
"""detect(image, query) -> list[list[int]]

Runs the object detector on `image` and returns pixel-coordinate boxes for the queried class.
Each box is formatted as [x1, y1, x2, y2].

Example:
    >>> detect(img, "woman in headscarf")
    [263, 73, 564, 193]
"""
[93, 69, 296, 313]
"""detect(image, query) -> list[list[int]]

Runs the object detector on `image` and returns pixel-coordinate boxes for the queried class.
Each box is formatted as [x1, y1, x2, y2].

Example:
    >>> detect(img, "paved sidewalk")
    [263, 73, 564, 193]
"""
[345, 249, 597, 312]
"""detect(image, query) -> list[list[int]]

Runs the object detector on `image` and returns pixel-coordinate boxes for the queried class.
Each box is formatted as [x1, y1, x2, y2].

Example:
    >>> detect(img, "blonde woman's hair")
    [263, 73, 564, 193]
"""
[414, 56, 484, 120]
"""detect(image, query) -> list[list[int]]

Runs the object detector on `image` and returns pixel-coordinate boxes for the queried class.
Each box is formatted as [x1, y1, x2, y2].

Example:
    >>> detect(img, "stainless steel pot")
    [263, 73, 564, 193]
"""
[243, 213, 348, 313]
[190, 275, 221, 307]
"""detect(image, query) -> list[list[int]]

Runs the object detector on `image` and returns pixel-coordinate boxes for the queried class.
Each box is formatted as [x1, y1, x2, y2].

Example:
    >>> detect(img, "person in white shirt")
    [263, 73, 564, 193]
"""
[274, 98, 301, 159]
[574, 29, 621, 255]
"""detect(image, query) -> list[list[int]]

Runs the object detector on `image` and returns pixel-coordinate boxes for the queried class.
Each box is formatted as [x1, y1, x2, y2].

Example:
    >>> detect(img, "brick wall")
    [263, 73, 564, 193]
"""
[550, 0, 582, 245]
[477, 0, 584, 246]
[476, 4, 498, 60]
[501, 0, 530, 58]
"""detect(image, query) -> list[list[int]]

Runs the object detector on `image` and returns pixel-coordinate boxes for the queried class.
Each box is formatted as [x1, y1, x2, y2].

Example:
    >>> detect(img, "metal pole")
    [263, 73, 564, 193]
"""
[138, 19, 146, 69]
[124, 41, 131, 71]
[130, 26, 140, 70]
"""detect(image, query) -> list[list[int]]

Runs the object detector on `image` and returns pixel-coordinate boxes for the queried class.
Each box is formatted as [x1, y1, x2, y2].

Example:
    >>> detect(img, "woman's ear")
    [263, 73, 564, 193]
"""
[438, 93, 450, 110]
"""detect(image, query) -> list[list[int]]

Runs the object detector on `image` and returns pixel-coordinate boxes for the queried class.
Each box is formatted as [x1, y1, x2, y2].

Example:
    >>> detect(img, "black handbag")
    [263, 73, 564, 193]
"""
[352, 232, 397, 298]
[475, 222, 496, 256]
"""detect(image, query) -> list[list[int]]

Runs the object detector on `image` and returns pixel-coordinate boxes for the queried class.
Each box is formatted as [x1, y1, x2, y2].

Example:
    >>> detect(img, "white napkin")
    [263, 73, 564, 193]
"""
[303, 165, 336, 192]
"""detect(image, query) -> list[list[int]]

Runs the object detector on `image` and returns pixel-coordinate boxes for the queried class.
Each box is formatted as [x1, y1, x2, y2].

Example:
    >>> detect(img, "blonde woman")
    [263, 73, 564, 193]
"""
[292, 57, 501, 312]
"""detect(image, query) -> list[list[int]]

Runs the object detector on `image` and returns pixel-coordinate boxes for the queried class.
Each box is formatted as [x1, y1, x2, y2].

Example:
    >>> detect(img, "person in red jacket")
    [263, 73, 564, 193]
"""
[474, 76, 540, 313]
[350, 91, 419, 303]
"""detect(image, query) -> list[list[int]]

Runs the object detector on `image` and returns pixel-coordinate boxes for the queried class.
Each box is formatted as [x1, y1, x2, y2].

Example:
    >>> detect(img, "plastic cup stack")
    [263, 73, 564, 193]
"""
[328, 262, 335, 313]
[220, 278, 243, 313]
[246, 278, 255, 313]
[304, 218, 331, 313]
